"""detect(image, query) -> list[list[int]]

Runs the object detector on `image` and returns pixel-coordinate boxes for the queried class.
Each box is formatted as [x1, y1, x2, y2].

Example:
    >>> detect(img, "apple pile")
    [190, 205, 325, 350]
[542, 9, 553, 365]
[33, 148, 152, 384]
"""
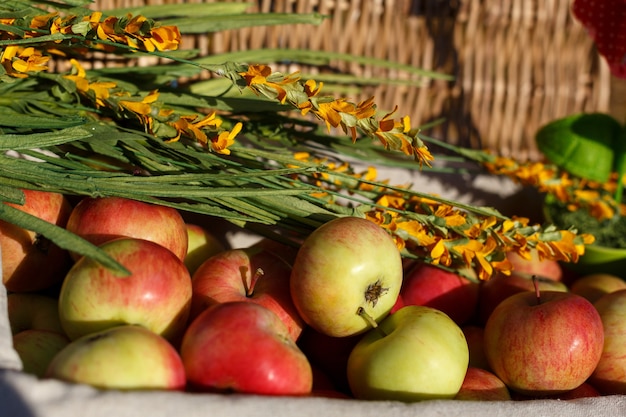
[4, 189, 626, 402]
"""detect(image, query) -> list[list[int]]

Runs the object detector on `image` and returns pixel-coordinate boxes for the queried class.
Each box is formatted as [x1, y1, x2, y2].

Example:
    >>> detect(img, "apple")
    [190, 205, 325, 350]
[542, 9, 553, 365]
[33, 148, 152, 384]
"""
[290, 216, 403, 337]
[0, 189, 72, 292]
[297, 325, 361, 396]
[454, 367, 511, 401]
[346, 305, 469, 402]
[477, 271, 568, 324]
[65, 196, 188, 261]
[484, 290, 604, 396]
[589, 289, 626, 394]
[248, 237, 301, 267]
[180, 301, 313, 396]
[7, 293, 64, 335]
[505, 249, 562, 281]
[513, 382, 601, 401]
[12, 329, 70, 378]
[391, 263, 479, 325]
[58, 237, 192, 343]
[45, 325, 186, 390]
[184, 223, 226, 275]
[190, 247, 304, 341]
[462, 325, 490, 371]
[570, 273, 626, 304]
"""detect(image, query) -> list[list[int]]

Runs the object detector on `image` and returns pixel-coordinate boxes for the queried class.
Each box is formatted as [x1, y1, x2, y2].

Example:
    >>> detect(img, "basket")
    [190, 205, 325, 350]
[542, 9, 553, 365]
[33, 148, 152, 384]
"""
[93, 0, 614, 161]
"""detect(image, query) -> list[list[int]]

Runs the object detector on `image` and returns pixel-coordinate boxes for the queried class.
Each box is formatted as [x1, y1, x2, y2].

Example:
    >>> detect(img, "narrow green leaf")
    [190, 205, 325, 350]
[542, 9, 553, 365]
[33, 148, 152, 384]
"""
[0, 113, 87, 129]
[103, 2, 253, 19]
[0, 126, 92, 150]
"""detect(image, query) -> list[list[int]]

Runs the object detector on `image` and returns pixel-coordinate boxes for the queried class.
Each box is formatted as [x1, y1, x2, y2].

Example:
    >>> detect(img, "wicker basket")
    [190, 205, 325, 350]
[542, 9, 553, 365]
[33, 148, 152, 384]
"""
[93, 0, 614, 161]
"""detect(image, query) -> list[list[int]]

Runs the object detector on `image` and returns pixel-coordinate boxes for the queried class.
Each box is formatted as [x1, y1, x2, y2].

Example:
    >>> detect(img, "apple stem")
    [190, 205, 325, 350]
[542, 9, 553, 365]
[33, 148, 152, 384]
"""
[532, 275, 541, 305]
[246, 268, 264, 297]
[357, 307, 387, 337]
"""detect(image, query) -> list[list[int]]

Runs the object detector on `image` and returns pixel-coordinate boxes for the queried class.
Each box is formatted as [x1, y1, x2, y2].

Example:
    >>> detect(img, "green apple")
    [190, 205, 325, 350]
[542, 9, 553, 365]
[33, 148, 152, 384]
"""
[184, 223, 226, 275]
[12, 329, 70, 378]
[347, 305, 469, 401]
[7, 293, 64, 335]
[290, 216, 403, 337]
[45, 325, 186, 390]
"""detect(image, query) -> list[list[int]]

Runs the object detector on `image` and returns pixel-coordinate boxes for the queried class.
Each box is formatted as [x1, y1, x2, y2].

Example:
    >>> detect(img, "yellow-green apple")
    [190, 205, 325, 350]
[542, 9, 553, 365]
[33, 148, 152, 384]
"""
[290, 216, 403, 337]
[58, 237, 192, 343]
[454, 367, 511, 401]
[484, 290, 604, 396]
[65, 196, 188, 261]
[297, 326, 361, 396]
[7, 293, 64, 335]
[190, 247, 304, 341]
[184, 223, 226, 275]
[392, 263, 479, 325]
[12, 329, 70, 378]
[589, 289, 626, 394]
[506, 249, 563, 281]
[0, 189, 72, 292]
[462, 325, 490, 371]
[180, 301, 313, 396]
[45, 325, 186, 390]
[570, 273, 626, 304]
[346, 305, 469, 402]
[477, 272, 568, 324]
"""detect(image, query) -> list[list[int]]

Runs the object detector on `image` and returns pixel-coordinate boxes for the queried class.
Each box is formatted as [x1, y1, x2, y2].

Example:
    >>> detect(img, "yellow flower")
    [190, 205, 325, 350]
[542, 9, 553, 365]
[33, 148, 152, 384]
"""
[211, 122, 242, 155]
[1, 46, 49, 77]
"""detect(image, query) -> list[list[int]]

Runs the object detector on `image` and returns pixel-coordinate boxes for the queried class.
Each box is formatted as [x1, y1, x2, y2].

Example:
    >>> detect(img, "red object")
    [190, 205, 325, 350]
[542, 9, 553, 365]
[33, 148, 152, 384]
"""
[572, 0, 626, 78]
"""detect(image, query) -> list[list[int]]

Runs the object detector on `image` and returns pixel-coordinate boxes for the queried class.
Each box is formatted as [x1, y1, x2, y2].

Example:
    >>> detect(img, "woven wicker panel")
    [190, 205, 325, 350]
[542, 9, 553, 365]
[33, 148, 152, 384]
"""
[93, 0, 611, 161]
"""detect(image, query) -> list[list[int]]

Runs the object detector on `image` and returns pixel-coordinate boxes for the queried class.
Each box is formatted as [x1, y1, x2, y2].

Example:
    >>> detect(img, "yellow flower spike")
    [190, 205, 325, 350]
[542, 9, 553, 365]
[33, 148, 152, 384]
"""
[147, 26, 181, 51]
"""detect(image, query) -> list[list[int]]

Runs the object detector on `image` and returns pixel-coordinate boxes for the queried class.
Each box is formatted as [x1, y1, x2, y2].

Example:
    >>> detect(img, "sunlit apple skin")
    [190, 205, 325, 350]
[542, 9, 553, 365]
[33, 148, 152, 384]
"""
[347, 305, 469, 402]
[45, 325, 186, 390]
[0, 189, 72, 292]
[477, 272, 568, 324]
[392, 263, 479, 325]
[58, 238, 192, 343]
[191, 247, 304, 341]
[454, 367, 511, 401]
[184, 223, 226, 275]
[589, 289, 626, 394]
[181, 301, 313, 396]
[290, 217, 403, 337]
[570, 273, 626, 304]
[66, 196, 188, 261]
[7, 293, 64, 335]
[12, 329, 70, 378]
[484, 291, 604, 396]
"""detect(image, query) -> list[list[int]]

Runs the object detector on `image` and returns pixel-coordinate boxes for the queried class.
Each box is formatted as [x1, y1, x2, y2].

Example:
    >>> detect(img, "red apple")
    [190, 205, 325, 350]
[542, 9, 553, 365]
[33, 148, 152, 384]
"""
[65, 196, 188, 261]
[297, 325, 361, 396]
[58, 237, 192, 343]
[392, 263, 479, 325]
[506, 249, 563, 281]
[478, 272, 568, 324]
[290, 216, 403, 337]
[45, 325, 186, 390]
[190, 247, 304, 341]
[454, 367, 511, 401]
[570, 273, 626, 304]
[184, 223, 226, 275]
[484, 290, 604, 396]
[589, 289, 626, 394]
[12, 329, 70, 378]
[513, 382, 601, 400]
[0, 189, 72, 292]
[181, 301, 313, 396]
[462, 325, 490, 371]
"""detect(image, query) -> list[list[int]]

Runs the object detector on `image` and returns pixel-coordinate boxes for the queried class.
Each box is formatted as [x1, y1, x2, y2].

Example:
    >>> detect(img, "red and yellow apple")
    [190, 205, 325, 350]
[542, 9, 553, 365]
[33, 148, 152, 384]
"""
[58, 237, 192, 343]
[290, 216, 403, 337]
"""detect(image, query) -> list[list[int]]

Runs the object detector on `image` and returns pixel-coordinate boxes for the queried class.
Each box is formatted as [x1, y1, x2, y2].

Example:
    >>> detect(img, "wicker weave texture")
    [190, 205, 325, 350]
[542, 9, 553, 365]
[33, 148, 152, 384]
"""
[94, 0, 611, 161]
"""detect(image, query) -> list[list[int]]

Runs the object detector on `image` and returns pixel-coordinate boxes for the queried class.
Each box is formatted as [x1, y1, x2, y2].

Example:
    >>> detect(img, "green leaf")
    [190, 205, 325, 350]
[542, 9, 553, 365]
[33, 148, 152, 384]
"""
[0, 112, 87, 129]
[162, 13, 326, 34]
[0, 202, 129, 275]
[0, 126, 92, 150]
[102, 2, 253, 19]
